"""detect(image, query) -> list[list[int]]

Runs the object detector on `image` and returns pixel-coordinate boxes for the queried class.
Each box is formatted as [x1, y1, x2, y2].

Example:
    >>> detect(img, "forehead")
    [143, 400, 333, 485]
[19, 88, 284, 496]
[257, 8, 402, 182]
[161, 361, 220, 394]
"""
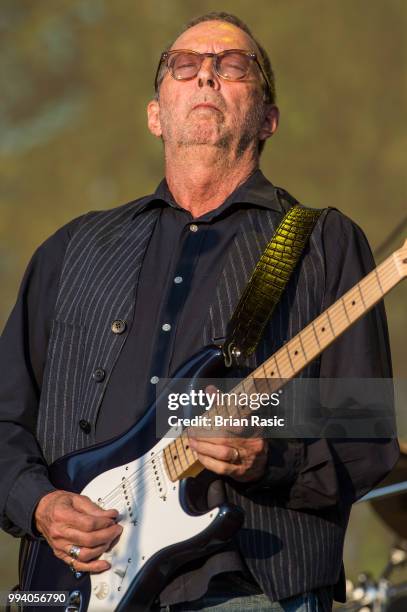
[171, 20, 257, 54]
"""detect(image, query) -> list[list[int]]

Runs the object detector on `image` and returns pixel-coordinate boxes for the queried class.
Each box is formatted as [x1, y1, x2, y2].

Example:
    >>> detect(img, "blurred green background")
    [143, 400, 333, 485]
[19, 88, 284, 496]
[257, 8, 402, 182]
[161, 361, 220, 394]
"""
[0, 0, 406, 602]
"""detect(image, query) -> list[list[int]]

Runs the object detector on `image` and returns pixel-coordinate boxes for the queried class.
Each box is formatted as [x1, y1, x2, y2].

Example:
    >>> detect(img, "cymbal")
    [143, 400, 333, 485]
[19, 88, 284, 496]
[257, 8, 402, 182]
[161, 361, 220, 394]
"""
[370, 441, 407, 538]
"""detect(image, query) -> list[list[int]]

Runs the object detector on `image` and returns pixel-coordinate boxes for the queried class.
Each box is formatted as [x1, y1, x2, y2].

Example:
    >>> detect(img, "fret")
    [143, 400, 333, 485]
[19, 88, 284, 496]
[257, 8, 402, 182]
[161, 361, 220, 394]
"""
[311, 321, 321, 349]
[357, 280, 367, 309]
[298, 326, 320, 363]
[340, 296, 351, 324]
[181, 432, 194, 466]
[259, 362, 268, 380]
[176, 436, 188, 469]
[258, 374, 276, 398]
[285, 338, 306, 371]
[263, 356, 280, 379]
[297, 332, 308, 360]
[326, 309, 336, 338]
[170, 440, 183, 476]
[163, 445, 177, 481]
[315, 312, 335, 345]
[273, 349, 292, 378]
[326, 301, 346, 336]
[377, 260, 398, 292]
[375, 268, 384, 296]
[217, 394, 229, 417]
[342, 289, 361, 321]
[252, 376, 271, 396]
[236, 378, 253, 418]
[226, 380, 243, 419]
[283, 344, 294, 373]
[361, 263, 390, 300]
[366, 275, 382, 306]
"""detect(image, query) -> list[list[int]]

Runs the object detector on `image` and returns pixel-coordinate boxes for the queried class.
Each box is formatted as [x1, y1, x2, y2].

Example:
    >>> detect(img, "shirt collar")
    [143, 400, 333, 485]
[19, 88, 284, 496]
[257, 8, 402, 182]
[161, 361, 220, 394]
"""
[131, 168, 282, 219]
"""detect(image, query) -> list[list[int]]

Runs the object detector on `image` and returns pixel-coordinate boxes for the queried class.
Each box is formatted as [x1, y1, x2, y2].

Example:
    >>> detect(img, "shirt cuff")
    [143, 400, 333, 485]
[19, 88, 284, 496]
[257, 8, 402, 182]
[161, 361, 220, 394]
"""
[234, 438, 304, 495]
[5, 469, 56, 537]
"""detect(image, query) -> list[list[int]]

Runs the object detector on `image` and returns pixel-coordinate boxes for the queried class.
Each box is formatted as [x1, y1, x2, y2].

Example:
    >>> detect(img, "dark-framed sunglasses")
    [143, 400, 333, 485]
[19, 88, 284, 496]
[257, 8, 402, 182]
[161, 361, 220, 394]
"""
[154, 49, 273, 102]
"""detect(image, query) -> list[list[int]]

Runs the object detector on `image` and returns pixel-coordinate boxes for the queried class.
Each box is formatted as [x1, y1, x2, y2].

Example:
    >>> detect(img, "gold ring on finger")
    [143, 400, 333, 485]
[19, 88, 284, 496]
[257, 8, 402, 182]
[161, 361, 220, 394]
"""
[231, 447, 240, 464]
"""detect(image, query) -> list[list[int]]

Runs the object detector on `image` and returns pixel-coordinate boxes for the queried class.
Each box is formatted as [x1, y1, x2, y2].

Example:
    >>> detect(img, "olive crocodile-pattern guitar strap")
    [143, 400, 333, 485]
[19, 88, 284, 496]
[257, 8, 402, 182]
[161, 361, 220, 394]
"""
[223, 204, 323, 367]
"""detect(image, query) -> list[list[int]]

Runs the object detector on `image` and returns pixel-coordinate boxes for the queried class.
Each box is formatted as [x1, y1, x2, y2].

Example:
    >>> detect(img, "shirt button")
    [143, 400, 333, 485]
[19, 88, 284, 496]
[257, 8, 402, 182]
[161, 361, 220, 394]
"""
[162, 323, 171, 332]
[174, 276, 183, 284]
[92, 367, 106, 382]
[79, 419, 92, 434]
[150, 376, 160, 385]
[189, 224, 198, 232]
[111, 319, 127, 334]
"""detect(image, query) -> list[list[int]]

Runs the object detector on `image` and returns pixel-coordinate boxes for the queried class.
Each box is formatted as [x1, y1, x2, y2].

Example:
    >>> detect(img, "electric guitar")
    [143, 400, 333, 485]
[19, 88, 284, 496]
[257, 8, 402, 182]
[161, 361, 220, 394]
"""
[19, 240, 407, 611]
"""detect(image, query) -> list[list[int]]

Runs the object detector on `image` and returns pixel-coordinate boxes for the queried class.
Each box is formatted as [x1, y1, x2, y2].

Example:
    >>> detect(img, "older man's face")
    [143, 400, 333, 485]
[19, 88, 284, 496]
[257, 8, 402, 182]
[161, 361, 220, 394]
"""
[148, 20, 269, 155]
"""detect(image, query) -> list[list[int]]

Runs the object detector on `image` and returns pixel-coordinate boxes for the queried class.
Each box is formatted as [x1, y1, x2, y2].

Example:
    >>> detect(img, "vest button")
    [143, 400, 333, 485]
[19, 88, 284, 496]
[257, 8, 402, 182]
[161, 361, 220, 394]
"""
[92, 367, 106, 382]
[79, 419, 91, 434]
[111, 319, 127, 334]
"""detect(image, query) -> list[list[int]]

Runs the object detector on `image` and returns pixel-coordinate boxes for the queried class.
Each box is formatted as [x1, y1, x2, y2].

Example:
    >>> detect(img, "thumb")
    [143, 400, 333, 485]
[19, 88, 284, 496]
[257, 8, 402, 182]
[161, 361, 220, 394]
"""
[205, 384, 219, 396]
[72, 494, 119, 518]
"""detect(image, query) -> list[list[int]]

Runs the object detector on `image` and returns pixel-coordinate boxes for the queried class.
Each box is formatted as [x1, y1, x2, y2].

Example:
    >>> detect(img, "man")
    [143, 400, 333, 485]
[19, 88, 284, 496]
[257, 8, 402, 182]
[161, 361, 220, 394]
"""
[0, 11, 399, 612]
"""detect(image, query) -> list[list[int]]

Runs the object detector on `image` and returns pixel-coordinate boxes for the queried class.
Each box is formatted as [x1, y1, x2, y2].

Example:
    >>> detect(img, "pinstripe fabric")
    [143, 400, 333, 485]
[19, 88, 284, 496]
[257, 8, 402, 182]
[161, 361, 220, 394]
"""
[35, 191, 345, 603]
[199, 202, 346, 602]
[36, 199, 161, 460]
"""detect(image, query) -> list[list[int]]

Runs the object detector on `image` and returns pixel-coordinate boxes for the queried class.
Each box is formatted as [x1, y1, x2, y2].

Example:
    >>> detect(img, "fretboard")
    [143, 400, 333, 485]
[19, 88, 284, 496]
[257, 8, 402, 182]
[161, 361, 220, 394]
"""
[163, 246, 406, 482]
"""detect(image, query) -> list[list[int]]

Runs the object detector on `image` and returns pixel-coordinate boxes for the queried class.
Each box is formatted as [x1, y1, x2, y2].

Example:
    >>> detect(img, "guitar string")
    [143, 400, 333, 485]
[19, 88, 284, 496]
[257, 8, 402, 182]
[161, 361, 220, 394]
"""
[97, 257, 398, 508]
[98, 258, 397, 509]
[100, 454, 174, 509]
[96, 258, 399, 507]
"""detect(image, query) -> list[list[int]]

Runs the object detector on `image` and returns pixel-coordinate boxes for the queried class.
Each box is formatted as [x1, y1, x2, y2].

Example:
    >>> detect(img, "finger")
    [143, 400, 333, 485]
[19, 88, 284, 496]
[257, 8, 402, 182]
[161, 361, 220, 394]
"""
[58, 551, 111, 574]
[205, 384, 219, 395]
[72, 495, 119, 519]
[189, 435, 243, 447]
[192, 436, 263, 451]
[55, 506, 117, 532]
[60, 541, 110, 563]
[194, 453, 238, 477]
[189, 439, 242, 463]
[61, 523, 123, 549]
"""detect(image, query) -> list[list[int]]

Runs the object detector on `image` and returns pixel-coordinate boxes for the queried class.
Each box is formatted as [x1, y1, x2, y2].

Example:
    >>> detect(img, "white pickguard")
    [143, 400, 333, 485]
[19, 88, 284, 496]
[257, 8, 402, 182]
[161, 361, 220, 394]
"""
[80, 431, 219, 611]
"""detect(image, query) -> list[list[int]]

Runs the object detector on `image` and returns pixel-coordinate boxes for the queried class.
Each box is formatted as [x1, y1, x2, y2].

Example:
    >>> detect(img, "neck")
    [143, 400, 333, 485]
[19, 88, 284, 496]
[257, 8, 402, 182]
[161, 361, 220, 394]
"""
[164, 144, 259, 218]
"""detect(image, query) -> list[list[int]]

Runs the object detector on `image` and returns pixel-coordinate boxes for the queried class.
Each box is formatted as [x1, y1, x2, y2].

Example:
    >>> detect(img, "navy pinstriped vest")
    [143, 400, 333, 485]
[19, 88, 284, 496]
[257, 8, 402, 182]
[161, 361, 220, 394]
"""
[36, 190, 346, 602]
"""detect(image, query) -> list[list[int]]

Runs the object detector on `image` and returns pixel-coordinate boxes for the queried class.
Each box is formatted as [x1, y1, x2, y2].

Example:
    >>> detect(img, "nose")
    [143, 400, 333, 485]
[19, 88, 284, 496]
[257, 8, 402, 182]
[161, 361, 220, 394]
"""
[197, 56, 220, 91]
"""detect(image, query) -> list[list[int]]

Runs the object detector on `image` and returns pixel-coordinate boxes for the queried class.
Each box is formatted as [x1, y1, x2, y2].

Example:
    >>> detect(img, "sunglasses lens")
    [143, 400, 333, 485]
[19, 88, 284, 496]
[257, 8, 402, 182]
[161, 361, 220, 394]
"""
[218, 52, 251, 79]
[169, 52, 201, 80]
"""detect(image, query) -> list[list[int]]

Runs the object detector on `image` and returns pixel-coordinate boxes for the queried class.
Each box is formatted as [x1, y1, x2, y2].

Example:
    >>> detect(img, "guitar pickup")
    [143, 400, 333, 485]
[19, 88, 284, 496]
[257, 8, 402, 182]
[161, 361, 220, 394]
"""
[151, 455, 167, 500]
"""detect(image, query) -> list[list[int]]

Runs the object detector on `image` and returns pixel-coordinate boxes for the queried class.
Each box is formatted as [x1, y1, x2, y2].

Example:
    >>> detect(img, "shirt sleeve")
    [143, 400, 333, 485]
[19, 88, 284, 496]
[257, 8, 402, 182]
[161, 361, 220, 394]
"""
[0, 215, 86, 537]
[246, 208, 400, 507]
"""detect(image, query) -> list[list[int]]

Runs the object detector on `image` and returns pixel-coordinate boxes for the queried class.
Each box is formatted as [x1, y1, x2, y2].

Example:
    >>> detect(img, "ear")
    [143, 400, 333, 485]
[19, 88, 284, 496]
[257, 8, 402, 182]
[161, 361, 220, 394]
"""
[147, 99, 162, 137]
[259, 104, 280, 142]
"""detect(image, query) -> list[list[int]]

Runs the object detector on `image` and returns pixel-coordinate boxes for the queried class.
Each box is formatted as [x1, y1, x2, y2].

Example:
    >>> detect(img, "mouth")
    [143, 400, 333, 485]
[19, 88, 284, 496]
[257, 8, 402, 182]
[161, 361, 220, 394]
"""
[192, 103, 221, 112]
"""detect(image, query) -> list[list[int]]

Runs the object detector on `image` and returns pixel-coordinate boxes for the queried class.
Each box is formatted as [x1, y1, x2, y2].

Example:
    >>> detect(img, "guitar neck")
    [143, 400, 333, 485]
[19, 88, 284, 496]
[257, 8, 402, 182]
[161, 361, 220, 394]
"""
[250, 251, 402, 382]
[163, 246, 407, 481]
